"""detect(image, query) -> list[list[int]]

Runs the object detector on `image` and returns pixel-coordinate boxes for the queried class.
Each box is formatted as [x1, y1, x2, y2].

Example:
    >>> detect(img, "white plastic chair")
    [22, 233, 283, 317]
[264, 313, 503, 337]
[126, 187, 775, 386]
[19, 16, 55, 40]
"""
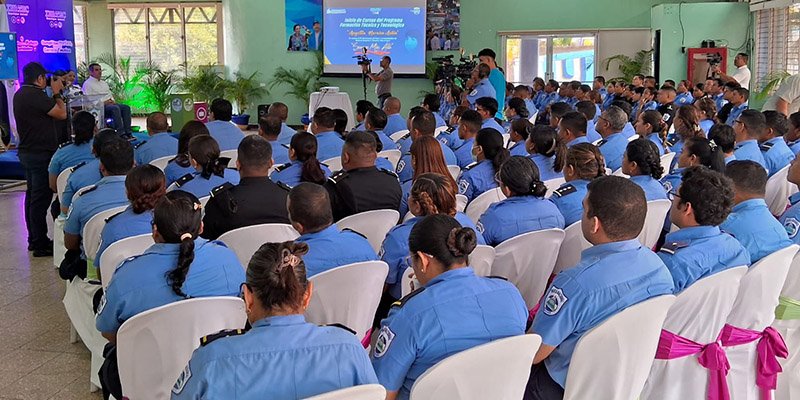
[775, 252, 800, 400]
[528, 111, 538, 123]
[149, 155, 173, 171]
[322, 156, 343, 172]
[637, 200, 671, 250]
[378, 149, 402, 169]
[434, 126, 449, 136]
[390, 129, 410, 142]
[612, 167, 629, 177]
[724, 245, 797, 400]
[304, 384, 387, 400]
[470, 245, 495, 277]
[54, 216, 67, 269]
[543, 177, 566, 198]
[305, 261, 389, 340]
[117, 297, 247, 400]
[502, 133, 511, 147]
[56, 168, 73, 203]
[553, 222, 592, 275]
[660, 153, 676, 178]
[491, 229, 565, 309]
[465, 187, 506, 224]
[99, 234, 154, 289]
[82, 205, 128, 263]
[335, 209, 401, 253]
[400, 266, 417, 298]
[220, 149, 238, 169]
[217, 223, 300, 267]
[409, 334, 542, 400]
[456, 194, 468, 213]
[565, 295, 676, 400]
[765, 165, 791, 216]
[641, 266, 749, 400]
[447, 165, 461, 182]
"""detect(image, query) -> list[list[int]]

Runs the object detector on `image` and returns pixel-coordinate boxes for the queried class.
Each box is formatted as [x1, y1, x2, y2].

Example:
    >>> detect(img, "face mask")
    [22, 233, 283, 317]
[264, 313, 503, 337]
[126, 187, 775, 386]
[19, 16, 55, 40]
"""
[471, 147, 479, 163]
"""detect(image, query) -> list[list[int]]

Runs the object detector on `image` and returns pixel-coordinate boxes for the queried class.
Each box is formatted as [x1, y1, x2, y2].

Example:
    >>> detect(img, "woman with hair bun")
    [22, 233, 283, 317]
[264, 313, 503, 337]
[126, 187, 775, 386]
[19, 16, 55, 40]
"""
[549, 143, 606, 226]
[171, 241, 378, 399]
[372, 214, 527, 400]
[478, 156, 565, 246]
[622, 138, 668, 201]
[270, 131, 332, 187]
[526, 125, 566, 181]
[171, 135, 240, 198]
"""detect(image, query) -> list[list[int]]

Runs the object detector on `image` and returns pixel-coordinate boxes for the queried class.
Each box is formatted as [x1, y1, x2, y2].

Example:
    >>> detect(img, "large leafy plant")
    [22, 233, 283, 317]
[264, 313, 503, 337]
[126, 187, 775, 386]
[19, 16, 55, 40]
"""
[94, 53, 155, 108]
[604, 49, 654, 82]
[754, 71, 791, 101]
[269, 52, 328, 108]
[226, 71, 268, 115]
[179, 66, 229, 104]
[141, 69, 178, 113]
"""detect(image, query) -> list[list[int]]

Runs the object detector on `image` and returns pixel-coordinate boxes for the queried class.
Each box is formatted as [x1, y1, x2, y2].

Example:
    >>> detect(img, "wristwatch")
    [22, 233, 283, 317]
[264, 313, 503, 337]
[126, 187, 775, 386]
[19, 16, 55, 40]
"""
[53, 93, 63, 100]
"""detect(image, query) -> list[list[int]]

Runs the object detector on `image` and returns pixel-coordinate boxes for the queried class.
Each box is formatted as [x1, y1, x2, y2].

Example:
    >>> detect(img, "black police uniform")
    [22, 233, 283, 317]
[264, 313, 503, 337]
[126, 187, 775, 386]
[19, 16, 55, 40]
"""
[657, 102, 676, 130]
[201, 177, 291, 240]
[324, 166, 402, 221]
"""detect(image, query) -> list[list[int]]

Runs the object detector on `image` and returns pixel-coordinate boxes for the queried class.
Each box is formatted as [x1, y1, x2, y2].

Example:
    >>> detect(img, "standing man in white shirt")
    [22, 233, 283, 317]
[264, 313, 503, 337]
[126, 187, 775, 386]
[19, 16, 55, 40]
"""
[763, 73, 800, 117]
[715, 53, 752, 90]
[81, 63, 132, 137]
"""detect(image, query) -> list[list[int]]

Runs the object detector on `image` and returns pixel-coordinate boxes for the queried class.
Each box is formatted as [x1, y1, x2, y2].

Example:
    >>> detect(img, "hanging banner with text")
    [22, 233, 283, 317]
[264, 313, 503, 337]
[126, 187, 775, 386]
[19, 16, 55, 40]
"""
[6, 0, 75, 80]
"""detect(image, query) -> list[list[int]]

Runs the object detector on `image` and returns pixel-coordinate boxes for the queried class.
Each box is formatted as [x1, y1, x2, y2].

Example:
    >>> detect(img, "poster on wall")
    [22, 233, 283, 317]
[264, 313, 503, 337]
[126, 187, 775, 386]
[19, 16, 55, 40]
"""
[6, 0, 75, 80]
[0, 33, 18, 80]
[426, 0, 459, 51]
[286, 0, 323, 52]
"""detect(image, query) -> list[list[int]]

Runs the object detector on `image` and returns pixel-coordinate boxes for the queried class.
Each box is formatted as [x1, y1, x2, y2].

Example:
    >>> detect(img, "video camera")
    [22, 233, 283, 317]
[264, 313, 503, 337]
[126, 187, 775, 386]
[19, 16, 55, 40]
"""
[432, 51, 476, 90]
[353, 47, 373, 67]
[707, 53, 723, 67]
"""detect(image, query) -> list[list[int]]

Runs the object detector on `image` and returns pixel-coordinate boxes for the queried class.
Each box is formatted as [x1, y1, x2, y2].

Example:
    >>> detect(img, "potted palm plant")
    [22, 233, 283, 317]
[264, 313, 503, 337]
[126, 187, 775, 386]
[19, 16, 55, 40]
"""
[179, 66, 229, 104]
[226, 71, 268, 127]
[604, 49, 655, 82]
[269, 52, 328, 123]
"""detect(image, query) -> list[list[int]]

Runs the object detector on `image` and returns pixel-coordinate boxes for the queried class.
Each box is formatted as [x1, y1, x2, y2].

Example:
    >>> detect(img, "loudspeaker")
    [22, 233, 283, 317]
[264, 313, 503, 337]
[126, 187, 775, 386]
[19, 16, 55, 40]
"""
[257, 104, 271, 118]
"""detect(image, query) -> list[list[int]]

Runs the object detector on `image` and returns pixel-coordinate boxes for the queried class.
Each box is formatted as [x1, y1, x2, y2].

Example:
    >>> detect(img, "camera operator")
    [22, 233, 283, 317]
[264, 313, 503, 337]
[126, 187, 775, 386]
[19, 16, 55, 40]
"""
[14, 61, 67, 257]
[363, 56, 394, 109]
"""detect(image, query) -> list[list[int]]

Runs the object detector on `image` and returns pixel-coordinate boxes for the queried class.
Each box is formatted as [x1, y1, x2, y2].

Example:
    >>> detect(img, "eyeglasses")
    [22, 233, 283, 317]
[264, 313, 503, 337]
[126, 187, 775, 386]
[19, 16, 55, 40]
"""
[667, 190, 681, 201]
[404, 252, 434, 268]
[239, 282, 249, 299]
[734, 120, 744, 125]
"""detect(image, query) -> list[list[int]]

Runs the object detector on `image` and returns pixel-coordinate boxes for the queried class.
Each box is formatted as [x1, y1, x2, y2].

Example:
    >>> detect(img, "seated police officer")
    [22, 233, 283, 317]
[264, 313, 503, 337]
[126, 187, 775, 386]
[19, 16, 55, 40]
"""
[594, 105, 629, 171]
[660, 166, 751, 292]
[364, 108, 398, 151]
[171, 241, 378, 399]
[397, 110, 458, 183]
[60, 129, 120, 215]
[205, 98, 245, 151]
[781, 154, 800, 244]
[325, 131, 402, 221]
[288, 183, 377, 277]
[202, 135, 290, 240]
[720, 160, 792, 263]
[732, 109, 768, 169]
[257, 115, 290, 165]
[527, 176, 674, 399]
[134, 112, 178, 166]
[760, 110, 794, 177]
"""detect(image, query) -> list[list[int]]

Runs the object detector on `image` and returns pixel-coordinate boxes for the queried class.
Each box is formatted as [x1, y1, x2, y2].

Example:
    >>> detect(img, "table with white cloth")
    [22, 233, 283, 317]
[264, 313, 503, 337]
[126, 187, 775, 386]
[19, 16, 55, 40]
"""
[309, 91, 355, 131]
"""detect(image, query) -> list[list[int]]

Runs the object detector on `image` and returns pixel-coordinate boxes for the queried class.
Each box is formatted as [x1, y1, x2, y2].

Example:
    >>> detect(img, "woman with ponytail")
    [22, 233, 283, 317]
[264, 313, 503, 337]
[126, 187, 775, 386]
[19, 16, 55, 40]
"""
[669, 105, 705, 155]
[95, 164, 167, 266]
[622, 138, 668, 201]
[270, 132, 332, 187]
[478, 156, 565, 246]
[171, 241, 377, 399]
[550, 143, 606, 226]
[457, 128, 511, 202]
[165, 120, 210, 186]
[372, 214, 527, 400]
[634, 110, 667, 155]
[381, 173, 485, 300]
[661, 136, 727, 193]
[525, 125, 567, 181]
[695, 97, 718, 135]
[508, 118, 532, 157]
[171, 135, 240, 198]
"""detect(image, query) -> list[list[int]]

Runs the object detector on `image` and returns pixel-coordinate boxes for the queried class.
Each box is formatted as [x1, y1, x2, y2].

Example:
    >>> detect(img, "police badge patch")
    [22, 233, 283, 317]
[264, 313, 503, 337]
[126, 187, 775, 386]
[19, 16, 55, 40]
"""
[458, 179, 469, 194]
[543, 286, 568, 316]
[785, 218, 800, 238]
[172, 364, 192, 394]
[96, 292, 107, 315]
[373, 326, 395, 358]
[397, 160, 406, 173]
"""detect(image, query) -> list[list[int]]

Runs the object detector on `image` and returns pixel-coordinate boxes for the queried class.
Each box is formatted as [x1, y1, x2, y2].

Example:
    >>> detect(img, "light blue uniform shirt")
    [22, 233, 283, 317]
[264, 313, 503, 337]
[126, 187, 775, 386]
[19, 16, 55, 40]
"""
[720, 198, 792, 263]
[466, 78, 497, 108]
[586, 123, 601, 143]
[509, 140, 528, 156]
[648, 133, 666, 156]
[375, 130, 398, 151]
[631, 101, 657, 123]
[788, 139, 800, 156]
[622, 122, 636, 139]
[714, 94, 728, 112]
[396, 133, 412, 156]
[477, 196, 565, 246]
[658, 226, 751, 293]
[269, 140, 290, 165]
[134, 133, 179, 166]
[62, 159, 103, 211]
[725, 154, 737, 164]
[549, 180, 589, 227]
[65, 175, 129, 236]
[530, 153, 563, 181]
[315, 131, 346, 162]
[171, 314, 378, 400]
[700, 119, 714, 135]
[481, 118, 504, 134]
[726, 103, 749, 126]
[532, 239, 674, 388]
[48, 141, 94, 176]
[675, 92, 695, 107]
[533, 91, 547, 110]
[566, 136, 590, 149]
[629, 175, 668, 201]
[384, 113, 407, 137]
[297, 225, 377, 278]
[371, 267, 528, 399]
[598, 88, 608, 102]
[95, 207, 153, 264]
[433, 112, 447, 128]
[164, 160, 195, 187]
[270, 160, 332, 188]
[379, 213, 485, 299]
[453, 138, 476, 170]
[96, 238, 244, 333]
[602, 93, 617, 111]
[734, 139, 768, 169]
[436, 125, 462, 151]
[376, 157, 394, 172]
[396, 140, 457, 183]
[524, 98, 539, 117]
[205, 120, 245, 151]
[597, 132, 628, 172]
[457, 159, 497, 203]
[780, 192, 800, 244]
[277, 122, 297, 144]
[173, 169, 241, 199]
[660, 169, 683, 193]
[760, 137, 794, 177]
[398, 180, 412, 218]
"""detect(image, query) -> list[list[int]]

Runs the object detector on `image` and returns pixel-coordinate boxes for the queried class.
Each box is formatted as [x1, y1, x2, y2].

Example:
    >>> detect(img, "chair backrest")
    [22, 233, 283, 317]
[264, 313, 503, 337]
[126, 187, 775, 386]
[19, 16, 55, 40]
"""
[781, 251, 800, 299]
[564, 295, 676, 400]
[322, 156, 343, 172]
[378, 149, 402, 169]
[198, 196, 210, 212]
[637, 200, 671, 249]
[528, 111, 538, 123]
[409, 334, 542, 400]
[56, 168, 73, 203]
[304, 384, 387, 400]
[455, 194, 468, 213]
[434, 125, 449, 135]
[390, 129, 410, 142]
[217, 223, 300, 267]
[727, 245, 798, 330]
[465, 187, 506, 224]
[305, 261, 389, 339]
[627, 134, 638, 142]
[659, 153, 676, 179]
[492, 229, 566, 308]
[82, 205, 128, 262]
[99, 234, 155, 288]
[553, 222, 592, 275]
[149, 155, 172, 171]
[117, 297, 247, 400]
[335, 209, 400, 253]
[220, 149, 238, 169]
[612, 167, 629, 177]
[765, 165, 792, 215]
[502, 133, 511, 147]
[470, 245, 496, 277]
[447, 165, 461, 182]
[543, 177, 566, 198]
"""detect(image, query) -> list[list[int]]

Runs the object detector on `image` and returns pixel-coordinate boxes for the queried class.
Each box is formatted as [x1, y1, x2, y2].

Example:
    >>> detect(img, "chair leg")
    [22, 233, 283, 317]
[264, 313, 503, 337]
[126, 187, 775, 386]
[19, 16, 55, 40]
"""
[69, 323, 79, 344]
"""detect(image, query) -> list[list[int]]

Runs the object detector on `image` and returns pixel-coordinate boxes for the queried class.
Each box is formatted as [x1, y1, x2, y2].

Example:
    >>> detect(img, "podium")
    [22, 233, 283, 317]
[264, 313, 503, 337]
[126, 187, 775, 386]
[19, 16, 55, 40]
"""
[309, 91, 355, 131]
[68, 94, 106, 131]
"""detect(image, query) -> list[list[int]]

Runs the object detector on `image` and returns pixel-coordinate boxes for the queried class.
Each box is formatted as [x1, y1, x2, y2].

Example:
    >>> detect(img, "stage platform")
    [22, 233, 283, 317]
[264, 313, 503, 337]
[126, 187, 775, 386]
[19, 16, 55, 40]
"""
[0, 149, 24, 180]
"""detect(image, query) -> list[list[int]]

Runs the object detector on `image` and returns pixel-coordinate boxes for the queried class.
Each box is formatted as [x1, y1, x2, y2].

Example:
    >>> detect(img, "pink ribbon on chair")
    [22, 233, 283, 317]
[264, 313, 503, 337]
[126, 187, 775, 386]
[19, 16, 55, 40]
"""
[655, 329, 731, 400]
[719, 324, 788, 400]
[361, 327, 373, 349]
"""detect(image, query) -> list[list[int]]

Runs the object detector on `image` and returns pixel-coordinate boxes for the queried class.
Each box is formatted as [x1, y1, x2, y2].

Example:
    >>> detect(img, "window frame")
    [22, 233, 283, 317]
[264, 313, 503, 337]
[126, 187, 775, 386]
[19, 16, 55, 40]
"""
[499, 30, 598, 85]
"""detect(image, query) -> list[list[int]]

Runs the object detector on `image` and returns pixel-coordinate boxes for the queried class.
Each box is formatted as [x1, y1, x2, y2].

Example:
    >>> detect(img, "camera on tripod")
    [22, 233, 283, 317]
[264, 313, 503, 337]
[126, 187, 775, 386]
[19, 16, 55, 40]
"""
[432, 53, 475, 90]
[355, 54, 373, 66]
[707, 53, 723, 67]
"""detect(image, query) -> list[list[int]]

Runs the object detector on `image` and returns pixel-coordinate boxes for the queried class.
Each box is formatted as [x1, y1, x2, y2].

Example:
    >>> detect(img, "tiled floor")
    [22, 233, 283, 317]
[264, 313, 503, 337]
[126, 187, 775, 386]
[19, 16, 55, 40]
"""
[0, 188, 103, 400]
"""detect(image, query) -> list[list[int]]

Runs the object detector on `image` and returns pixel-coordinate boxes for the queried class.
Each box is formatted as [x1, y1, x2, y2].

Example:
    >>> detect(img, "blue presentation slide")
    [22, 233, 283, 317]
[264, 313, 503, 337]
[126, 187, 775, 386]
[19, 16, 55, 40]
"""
[323, 2, 426, 75]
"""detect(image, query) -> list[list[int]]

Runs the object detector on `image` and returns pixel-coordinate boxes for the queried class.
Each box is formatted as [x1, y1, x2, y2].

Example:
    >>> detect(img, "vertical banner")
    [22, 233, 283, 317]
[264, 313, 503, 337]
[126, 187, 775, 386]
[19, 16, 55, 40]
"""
[286, 0, 323, 52]
[6, 0, 75, 80]
[426, 0, 460, 51]
[0, 33, 18, 80]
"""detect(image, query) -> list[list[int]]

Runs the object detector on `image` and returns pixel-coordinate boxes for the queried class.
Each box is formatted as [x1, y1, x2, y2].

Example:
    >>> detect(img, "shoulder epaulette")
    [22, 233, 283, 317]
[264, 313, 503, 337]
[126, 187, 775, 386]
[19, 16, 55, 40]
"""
[218, 157, 232, 169]
[133, 141, 146, 149]
[210, 182, 234, 197]
[199, 329, 246, 346]
[58, 141, 73, 149]
[596, 139, 608, 147]
[667, 137, 679, 147]
[342, 228, 368, 239]
[463, 162, 477, 171]
[759, 142, 774, 152]
[552, 184, 577, 198]
[80, 185, 98, 195]
[379, 168, 399, 178]
[446, 126, 456, 133]
[70, 161, 88, 172]
[277, 181, 291, 192]
[328, 170, 348, 184]
[659, 240, 690, 255]
[275, 163, 292, 172]
[485, 275, 508, 281]
[399, 132, 411, 141]
[325, 323, 356, 335]
[391, 287, 426, 308]
[175, 173, 195, 187]
[281, 143, 290, 149]
[104, 210, 124, 223]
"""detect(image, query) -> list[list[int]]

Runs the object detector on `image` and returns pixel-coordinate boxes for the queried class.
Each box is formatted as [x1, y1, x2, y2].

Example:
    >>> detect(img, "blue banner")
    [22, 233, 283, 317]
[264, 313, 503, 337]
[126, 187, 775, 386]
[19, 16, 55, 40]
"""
[0, 33, 18, 80]
[6, 0, 75, 80]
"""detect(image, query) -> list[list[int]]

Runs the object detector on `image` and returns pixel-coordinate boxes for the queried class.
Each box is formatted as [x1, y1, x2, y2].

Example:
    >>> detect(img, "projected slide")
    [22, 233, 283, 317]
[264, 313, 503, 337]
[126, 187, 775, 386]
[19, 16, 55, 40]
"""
[323, 0, 426, 75]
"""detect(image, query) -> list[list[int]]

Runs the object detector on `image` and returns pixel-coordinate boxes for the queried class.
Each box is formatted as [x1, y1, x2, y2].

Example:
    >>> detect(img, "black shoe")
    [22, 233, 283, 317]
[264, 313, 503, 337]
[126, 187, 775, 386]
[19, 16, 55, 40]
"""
[30, 239, 53, 251]
[28, 243, 33, 251]
[32, 247, 54, 257]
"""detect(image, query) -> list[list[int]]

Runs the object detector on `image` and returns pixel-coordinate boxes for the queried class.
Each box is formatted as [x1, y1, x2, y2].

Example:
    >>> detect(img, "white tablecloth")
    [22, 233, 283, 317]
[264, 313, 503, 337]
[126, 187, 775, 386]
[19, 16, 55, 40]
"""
[309, 92, 355, 131]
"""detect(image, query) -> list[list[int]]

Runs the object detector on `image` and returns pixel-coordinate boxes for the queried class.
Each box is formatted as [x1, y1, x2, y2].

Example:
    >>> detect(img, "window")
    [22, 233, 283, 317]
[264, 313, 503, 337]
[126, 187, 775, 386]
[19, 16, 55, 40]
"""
[111, 4, 222, 73]
[754, 4, 800, 91]
[503, 33, 596, 85]
[73, 5, 88, 65]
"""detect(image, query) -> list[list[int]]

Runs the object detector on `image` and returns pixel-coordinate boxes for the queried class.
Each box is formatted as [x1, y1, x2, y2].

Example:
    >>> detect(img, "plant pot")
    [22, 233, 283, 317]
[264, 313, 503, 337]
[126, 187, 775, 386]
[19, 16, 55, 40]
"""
[232, 114, 250, 126]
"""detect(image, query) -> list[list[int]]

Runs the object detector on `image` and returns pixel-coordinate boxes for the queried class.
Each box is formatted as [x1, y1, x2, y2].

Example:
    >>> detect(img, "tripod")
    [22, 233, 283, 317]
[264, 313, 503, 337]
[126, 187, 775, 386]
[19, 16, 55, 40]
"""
[360, 64, 370, 101]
